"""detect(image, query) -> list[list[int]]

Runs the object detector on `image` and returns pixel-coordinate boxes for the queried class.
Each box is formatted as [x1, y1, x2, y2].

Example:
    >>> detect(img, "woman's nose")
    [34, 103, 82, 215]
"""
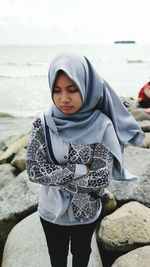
[60, 92, 70, 102]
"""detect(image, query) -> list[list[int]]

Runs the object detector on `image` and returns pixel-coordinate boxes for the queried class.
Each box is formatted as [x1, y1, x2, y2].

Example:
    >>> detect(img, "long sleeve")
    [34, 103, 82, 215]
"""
[64, 143, 113, 195]
[26, 117, 75, 186]
[66, 143, 113, 222]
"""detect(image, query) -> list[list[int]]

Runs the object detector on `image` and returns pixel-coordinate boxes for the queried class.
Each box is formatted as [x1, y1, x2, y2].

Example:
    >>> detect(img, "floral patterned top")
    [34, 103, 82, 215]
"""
[26, 116, 113, 223]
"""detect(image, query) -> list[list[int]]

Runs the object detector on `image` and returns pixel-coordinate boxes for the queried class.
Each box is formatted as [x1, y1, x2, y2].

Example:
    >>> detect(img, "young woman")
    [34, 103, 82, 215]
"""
[26, 53, 144, 267]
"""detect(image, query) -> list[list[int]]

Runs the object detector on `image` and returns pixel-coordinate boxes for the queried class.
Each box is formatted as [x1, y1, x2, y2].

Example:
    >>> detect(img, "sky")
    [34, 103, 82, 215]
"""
[0, 0, 150, 45]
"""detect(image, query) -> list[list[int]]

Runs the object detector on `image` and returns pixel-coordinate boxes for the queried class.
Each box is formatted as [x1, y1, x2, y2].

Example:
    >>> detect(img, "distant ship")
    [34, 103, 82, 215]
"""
[114, 40, 136, 44]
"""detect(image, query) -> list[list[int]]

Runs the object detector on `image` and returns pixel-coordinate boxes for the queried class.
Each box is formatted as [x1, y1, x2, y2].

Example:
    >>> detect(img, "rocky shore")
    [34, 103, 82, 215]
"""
[0, 99, 150, 267]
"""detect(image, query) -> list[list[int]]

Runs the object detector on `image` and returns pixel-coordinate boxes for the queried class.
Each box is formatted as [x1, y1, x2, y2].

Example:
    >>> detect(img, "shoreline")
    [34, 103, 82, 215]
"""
[1, 96, 150, 142]
[0, 96, 137, 119]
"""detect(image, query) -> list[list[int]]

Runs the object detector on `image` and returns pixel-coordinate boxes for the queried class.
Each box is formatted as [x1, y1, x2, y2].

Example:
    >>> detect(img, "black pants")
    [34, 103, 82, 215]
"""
[40, 216, 100, 267]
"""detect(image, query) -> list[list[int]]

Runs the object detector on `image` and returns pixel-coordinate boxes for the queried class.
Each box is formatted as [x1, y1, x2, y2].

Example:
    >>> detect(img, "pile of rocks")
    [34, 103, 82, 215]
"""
[0, 132, 103, 267]
[121, 96, 150, 122]
[0, 133, 40, 265]
[97, 144, 150, 266]
[0, 110, 150, 267]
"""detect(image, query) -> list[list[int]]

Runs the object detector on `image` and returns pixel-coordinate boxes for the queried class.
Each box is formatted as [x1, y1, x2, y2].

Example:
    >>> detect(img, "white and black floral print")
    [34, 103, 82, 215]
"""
[26, 117, 113, 222]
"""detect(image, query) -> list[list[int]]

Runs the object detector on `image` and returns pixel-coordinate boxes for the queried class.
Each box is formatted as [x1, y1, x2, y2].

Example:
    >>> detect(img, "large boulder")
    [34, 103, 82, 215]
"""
[139, 132, 150, 148]
[11, 148, 26, 171]
[0, 164, 15, 190]
[131, 108, 150, 121]
[121, 98, 150, 121]
[3, 134, 25, 149]
[0, 171, 40, 264]
[1, 212, 103, 267]
[108, 146, 150, 207]
[102, 189, 117, 216]
[111, 246, 150, 267]
[138, 120, 150, 132]
[98, 201, 150, 252]
[0, 135, 29, 164]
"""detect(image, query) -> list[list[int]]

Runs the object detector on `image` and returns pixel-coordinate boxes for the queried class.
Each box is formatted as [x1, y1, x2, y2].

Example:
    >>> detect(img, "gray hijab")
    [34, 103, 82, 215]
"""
[45, 53, 144, 180]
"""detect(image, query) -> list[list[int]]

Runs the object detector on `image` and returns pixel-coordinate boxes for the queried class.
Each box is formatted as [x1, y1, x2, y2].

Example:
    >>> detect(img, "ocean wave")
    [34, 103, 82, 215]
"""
[0, 74, 46, 79]
[126, 60, 150, 64]
[0, 112, 34, 119]
[0, 112, 15, 118]
[0, 62, 48, 66]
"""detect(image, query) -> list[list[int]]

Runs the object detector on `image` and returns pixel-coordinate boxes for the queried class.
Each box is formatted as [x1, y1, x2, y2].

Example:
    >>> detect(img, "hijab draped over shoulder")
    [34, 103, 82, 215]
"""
[44, 53, 144, 180]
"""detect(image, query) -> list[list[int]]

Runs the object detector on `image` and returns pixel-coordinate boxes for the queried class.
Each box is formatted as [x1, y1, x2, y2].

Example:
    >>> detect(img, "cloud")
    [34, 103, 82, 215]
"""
[0, 0, 150, 44]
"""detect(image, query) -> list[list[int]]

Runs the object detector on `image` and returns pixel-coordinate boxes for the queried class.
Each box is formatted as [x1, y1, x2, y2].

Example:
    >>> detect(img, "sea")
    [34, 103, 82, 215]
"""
[0, 44, 150, 141]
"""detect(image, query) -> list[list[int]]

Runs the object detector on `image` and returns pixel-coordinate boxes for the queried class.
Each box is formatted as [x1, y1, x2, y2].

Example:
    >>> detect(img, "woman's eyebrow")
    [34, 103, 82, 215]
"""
[67, 84, 76, 88]
[54, 84, 76, 88]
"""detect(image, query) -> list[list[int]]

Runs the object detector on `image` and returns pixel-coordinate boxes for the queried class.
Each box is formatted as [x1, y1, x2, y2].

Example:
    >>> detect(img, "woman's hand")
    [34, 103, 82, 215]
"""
[86, 164, 91, 173]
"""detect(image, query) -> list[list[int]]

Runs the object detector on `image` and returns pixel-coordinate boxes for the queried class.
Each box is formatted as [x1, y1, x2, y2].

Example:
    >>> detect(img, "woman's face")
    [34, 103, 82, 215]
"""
[144, 85, 150, 98]
[53, 72, 83, 114]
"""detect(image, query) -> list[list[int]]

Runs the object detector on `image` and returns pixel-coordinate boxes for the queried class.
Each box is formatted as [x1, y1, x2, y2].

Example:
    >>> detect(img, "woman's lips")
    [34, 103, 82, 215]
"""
[60, 106, 72, 110]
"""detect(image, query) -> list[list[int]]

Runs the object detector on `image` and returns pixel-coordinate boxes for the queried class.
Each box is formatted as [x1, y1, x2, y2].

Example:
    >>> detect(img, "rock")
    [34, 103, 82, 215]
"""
[0, 150, 3, 157]
[4, 134, 26, 148]
[11, 148, 26, 171]
[1, 212, 103, 267]
[139, 133, 150, 148]
[98, 201, 150, 252]
[102, 189, 117, 215]
[111, 245, 150, 267]
[138, 120, 150, 132]
[0, 135, 29, 164]
[131, 108, 150, 121]
[108, 146, 150, 207]
[0, 140, 6, 151]
[121, 97, 136, 111]
[0, 164, 15, 190]
[0, 170, 40, 263]
[121, 97, 150, 121]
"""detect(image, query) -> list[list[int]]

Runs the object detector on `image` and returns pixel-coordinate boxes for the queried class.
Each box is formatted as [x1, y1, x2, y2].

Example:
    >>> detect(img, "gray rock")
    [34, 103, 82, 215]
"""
[121, 97, 150, 121]
[131, 108, 150, 121]
[121, 97, 137, 112]
[0, 170, 40, 263]
[138, 120, 150, 132]
[11, 148, 26, 171]
[0, 170, 40, 221]
[0, 135, 29, 164]
[139, 132, 150, 148]
[108, 146, 150, 207]
[1, 212, 103, 267]
[102, 189, 117, 216]
[98, 201, 150, 252]
[4, 134, 25, 148]
[0, 140, 6, 151]
[0, 150, 3, 157]
[111, 246, 150, 267]
[0, 164, 15, 190]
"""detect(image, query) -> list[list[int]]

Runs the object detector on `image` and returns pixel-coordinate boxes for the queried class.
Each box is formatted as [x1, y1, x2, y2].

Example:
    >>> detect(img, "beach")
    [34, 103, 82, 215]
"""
[0, 44, 150, 140]
[0, 44, 150, 266]
[0, 44, 150, 119]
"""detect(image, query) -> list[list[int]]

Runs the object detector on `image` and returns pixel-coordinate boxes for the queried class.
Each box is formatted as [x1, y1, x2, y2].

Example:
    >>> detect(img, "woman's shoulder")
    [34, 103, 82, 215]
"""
[32, 113, 45, 129]
[32, 113, 45, 123]
[99, 111, 114, 127]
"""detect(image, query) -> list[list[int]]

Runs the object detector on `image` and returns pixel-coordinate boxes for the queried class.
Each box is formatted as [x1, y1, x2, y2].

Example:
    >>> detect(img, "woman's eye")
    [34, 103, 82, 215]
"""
[68, 88, 78, 93]
[53, 88, 60, 93]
